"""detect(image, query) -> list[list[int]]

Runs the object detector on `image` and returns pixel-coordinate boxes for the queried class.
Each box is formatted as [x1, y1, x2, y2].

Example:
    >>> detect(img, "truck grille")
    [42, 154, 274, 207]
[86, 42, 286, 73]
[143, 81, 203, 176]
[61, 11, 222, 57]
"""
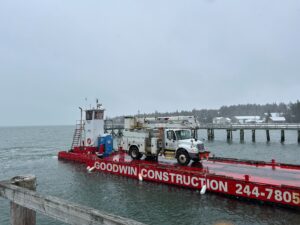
[197, 143, 204, 151]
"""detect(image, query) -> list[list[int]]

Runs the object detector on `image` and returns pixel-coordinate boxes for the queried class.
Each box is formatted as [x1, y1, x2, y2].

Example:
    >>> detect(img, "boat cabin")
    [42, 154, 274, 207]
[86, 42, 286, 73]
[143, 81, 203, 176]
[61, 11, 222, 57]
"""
[84, 108, 105, 146]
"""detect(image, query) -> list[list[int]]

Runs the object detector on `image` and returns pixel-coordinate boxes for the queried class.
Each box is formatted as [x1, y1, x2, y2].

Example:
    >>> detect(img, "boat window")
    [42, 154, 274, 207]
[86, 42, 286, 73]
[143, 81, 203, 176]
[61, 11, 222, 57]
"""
[94, 111, 104, 120]
[86, 111, 93, 120]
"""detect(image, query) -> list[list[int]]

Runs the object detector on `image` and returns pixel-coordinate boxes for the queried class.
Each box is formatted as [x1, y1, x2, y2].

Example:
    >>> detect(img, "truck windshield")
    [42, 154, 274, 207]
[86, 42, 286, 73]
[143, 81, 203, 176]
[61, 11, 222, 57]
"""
[175, 130, 192, 140]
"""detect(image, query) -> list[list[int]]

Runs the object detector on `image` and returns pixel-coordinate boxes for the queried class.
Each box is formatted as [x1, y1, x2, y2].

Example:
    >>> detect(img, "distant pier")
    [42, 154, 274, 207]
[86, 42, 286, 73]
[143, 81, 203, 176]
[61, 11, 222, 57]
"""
[201, 123, 300, 143]
[104, 121, 300, 143]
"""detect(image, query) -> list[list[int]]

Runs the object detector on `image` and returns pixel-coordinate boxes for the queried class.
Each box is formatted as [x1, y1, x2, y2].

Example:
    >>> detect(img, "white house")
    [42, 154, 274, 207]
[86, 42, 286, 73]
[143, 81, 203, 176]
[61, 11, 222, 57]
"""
[265, 112, 286, 123]
[213, 117, 231, 124]
[233, 116, 262, 124]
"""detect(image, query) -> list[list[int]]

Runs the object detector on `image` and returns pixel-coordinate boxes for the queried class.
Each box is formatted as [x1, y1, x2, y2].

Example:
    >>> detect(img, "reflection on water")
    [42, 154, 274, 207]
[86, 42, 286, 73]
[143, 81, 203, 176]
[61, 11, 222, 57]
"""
[0, 126, 299, 225]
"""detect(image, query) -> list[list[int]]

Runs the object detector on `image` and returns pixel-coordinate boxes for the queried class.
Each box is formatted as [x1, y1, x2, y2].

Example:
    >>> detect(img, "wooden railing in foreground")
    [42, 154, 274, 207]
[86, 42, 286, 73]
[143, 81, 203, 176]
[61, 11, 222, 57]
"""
[0, 175, 145, 225]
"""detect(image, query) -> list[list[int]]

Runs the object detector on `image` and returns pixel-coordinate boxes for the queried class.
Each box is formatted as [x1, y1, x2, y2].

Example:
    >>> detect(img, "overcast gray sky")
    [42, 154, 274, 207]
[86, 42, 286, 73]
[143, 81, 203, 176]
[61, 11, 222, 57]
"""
[0, 0, 299, 126]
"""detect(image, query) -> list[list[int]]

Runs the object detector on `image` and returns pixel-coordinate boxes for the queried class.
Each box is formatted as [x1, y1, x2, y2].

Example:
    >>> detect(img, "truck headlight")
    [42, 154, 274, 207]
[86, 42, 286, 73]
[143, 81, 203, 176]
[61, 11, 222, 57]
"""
[191, 147, 198, 153]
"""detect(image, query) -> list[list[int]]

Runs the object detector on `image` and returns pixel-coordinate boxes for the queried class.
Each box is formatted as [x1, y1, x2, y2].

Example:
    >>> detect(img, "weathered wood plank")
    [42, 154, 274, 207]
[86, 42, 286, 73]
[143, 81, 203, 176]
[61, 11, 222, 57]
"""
[0, 177, 145, 225]
[10, 175, 36, 225]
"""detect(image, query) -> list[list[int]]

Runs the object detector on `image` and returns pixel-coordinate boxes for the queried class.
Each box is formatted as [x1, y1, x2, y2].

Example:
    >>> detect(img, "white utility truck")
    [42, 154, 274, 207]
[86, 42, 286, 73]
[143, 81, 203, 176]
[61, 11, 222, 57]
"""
[120, 116, 206, 166]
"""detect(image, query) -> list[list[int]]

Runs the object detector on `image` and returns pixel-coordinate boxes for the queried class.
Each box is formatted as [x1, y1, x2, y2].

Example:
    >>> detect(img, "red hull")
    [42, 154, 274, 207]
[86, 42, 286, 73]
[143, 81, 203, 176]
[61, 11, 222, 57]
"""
[58, 150, 300, 208]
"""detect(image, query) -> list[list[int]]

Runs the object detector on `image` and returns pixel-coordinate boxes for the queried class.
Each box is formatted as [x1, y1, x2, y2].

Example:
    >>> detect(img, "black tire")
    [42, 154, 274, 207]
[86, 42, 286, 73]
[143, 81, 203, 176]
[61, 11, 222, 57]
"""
[192, 158, 200, 163]
[129, 146, 142, 160]
[177, 150, 190, 166]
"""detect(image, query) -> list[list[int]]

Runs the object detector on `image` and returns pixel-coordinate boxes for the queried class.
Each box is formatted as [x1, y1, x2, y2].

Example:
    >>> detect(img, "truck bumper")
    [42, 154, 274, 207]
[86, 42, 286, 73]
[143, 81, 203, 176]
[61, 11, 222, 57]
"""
[189, 153, 200, 160]
[189, 151, 210, 160]
[199, 151, 210, 160]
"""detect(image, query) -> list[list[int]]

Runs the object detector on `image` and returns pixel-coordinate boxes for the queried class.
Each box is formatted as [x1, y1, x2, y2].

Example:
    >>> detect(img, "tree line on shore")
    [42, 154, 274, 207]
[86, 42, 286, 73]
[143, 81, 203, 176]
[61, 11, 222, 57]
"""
[131, 100, 300, 123]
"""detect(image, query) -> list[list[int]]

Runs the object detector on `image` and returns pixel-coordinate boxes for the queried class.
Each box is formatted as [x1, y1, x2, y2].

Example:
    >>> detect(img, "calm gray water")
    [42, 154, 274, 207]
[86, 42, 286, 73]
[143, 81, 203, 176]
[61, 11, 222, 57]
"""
[0, 126, 300, 225]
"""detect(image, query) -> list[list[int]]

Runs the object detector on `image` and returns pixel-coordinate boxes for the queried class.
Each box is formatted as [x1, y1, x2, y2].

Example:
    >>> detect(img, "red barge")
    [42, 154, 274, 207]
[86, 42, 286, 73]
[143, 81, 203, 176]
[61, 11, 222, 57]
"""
[58, 103, 300, 209]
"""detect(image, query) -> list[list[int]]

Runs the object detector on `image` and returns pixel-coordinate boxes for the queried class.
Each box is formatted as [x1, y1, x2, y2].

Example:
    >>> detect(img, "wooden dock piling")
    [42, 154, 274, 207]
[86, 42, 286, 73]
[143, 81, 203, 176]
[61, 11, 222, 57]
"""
[252, 130, 256, 142]
[207, 129, 211, 140]
[207, 129, 215, 140]
[240, 129, 244, 142]
[266, 130, 270, 142]
[281, 129, 285, 143]
[226, 130, 232, 141]
[10, 175, 36, 225]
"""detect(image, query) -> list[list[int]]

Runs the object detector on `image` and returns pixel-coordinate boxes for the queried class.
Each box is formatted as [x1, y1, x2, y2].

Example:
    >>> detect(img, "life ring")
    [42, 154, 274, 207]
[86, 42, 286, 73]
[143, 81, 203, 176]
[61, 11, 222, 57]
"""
[87, 138, 92, 145]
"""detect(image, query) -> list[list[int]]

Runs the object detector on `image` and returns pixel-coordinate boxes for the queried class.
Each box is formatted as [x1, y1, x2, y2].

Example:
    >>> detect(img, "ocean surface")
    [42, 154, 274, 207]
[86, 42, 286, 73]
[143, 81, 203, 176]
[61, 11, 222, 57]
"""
[0, 126, 300, 225]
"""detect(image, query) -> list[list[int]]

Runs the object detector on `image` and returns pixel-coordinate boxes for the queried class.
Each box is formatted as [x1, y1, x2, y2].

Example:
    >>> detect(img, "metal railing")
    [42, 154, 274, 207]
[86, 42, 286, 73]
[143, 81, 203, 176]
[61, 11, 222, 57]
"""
[198, 123, 300, 130]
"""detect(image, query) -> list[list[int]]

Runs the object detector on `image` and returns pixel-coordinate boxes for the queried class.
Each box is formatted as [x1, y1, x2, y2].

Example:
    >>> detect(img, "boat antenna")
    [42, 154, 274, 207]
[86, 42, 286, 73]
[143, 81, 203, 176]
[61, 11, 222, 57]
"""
[84, 97, 88, 109]
[96, 98, 102, 109]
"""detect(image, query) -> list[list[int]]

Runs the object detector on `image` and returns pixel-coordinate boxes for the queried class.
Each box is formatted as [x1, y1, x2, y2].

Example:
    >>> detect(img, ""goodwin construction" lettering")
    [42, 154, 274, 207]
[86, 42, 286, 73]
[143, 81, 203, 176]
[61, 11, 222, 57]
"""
[94, 161, 228, 192]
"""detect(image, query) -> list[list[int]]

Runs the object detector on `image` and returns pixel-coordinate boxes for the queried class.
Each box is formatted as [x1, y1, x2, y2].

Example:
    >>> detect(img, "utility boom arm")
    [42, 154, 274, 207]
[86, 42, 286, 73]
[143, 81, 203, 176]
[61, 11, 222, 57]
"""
[125, 116, 200, 130]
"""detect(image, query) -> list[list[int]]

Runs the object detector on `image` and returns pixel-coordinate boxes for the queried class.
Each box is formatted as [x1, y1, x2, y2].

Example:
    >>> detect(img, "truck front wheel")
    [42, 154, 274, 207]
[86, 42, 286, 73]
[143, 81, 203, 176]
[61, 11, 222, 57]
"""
[177, 150, 190, 166]
[129, 146, 142, 160]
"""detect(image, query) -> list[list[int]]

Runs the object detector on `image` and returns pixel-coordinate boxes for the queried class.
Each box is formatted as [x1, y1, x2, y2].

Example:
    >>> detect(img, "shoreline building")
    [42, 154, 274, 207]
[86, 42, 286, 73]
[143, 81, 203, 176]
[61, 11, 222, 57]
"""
[265, 112, 286, 123]
[213, 117, 231, 124]
[232, 116, 263, 124]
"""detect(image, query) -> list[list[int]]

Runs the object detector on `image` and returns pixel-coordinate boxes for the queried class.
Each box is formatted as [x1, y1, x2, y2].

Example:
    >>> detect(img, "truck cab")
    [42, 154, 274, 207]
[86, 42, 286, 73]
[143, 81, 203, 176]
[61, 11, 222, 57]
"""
[164, 128, 204, 165]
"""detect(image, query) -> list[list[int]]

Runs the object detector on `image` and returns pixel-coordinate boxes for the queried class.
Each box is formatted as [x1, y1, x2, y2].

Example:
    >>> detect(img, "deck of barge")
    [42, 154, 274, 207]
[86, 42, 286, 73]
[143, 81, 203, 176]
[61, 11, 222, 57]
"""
[58, 150, 300, 208]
